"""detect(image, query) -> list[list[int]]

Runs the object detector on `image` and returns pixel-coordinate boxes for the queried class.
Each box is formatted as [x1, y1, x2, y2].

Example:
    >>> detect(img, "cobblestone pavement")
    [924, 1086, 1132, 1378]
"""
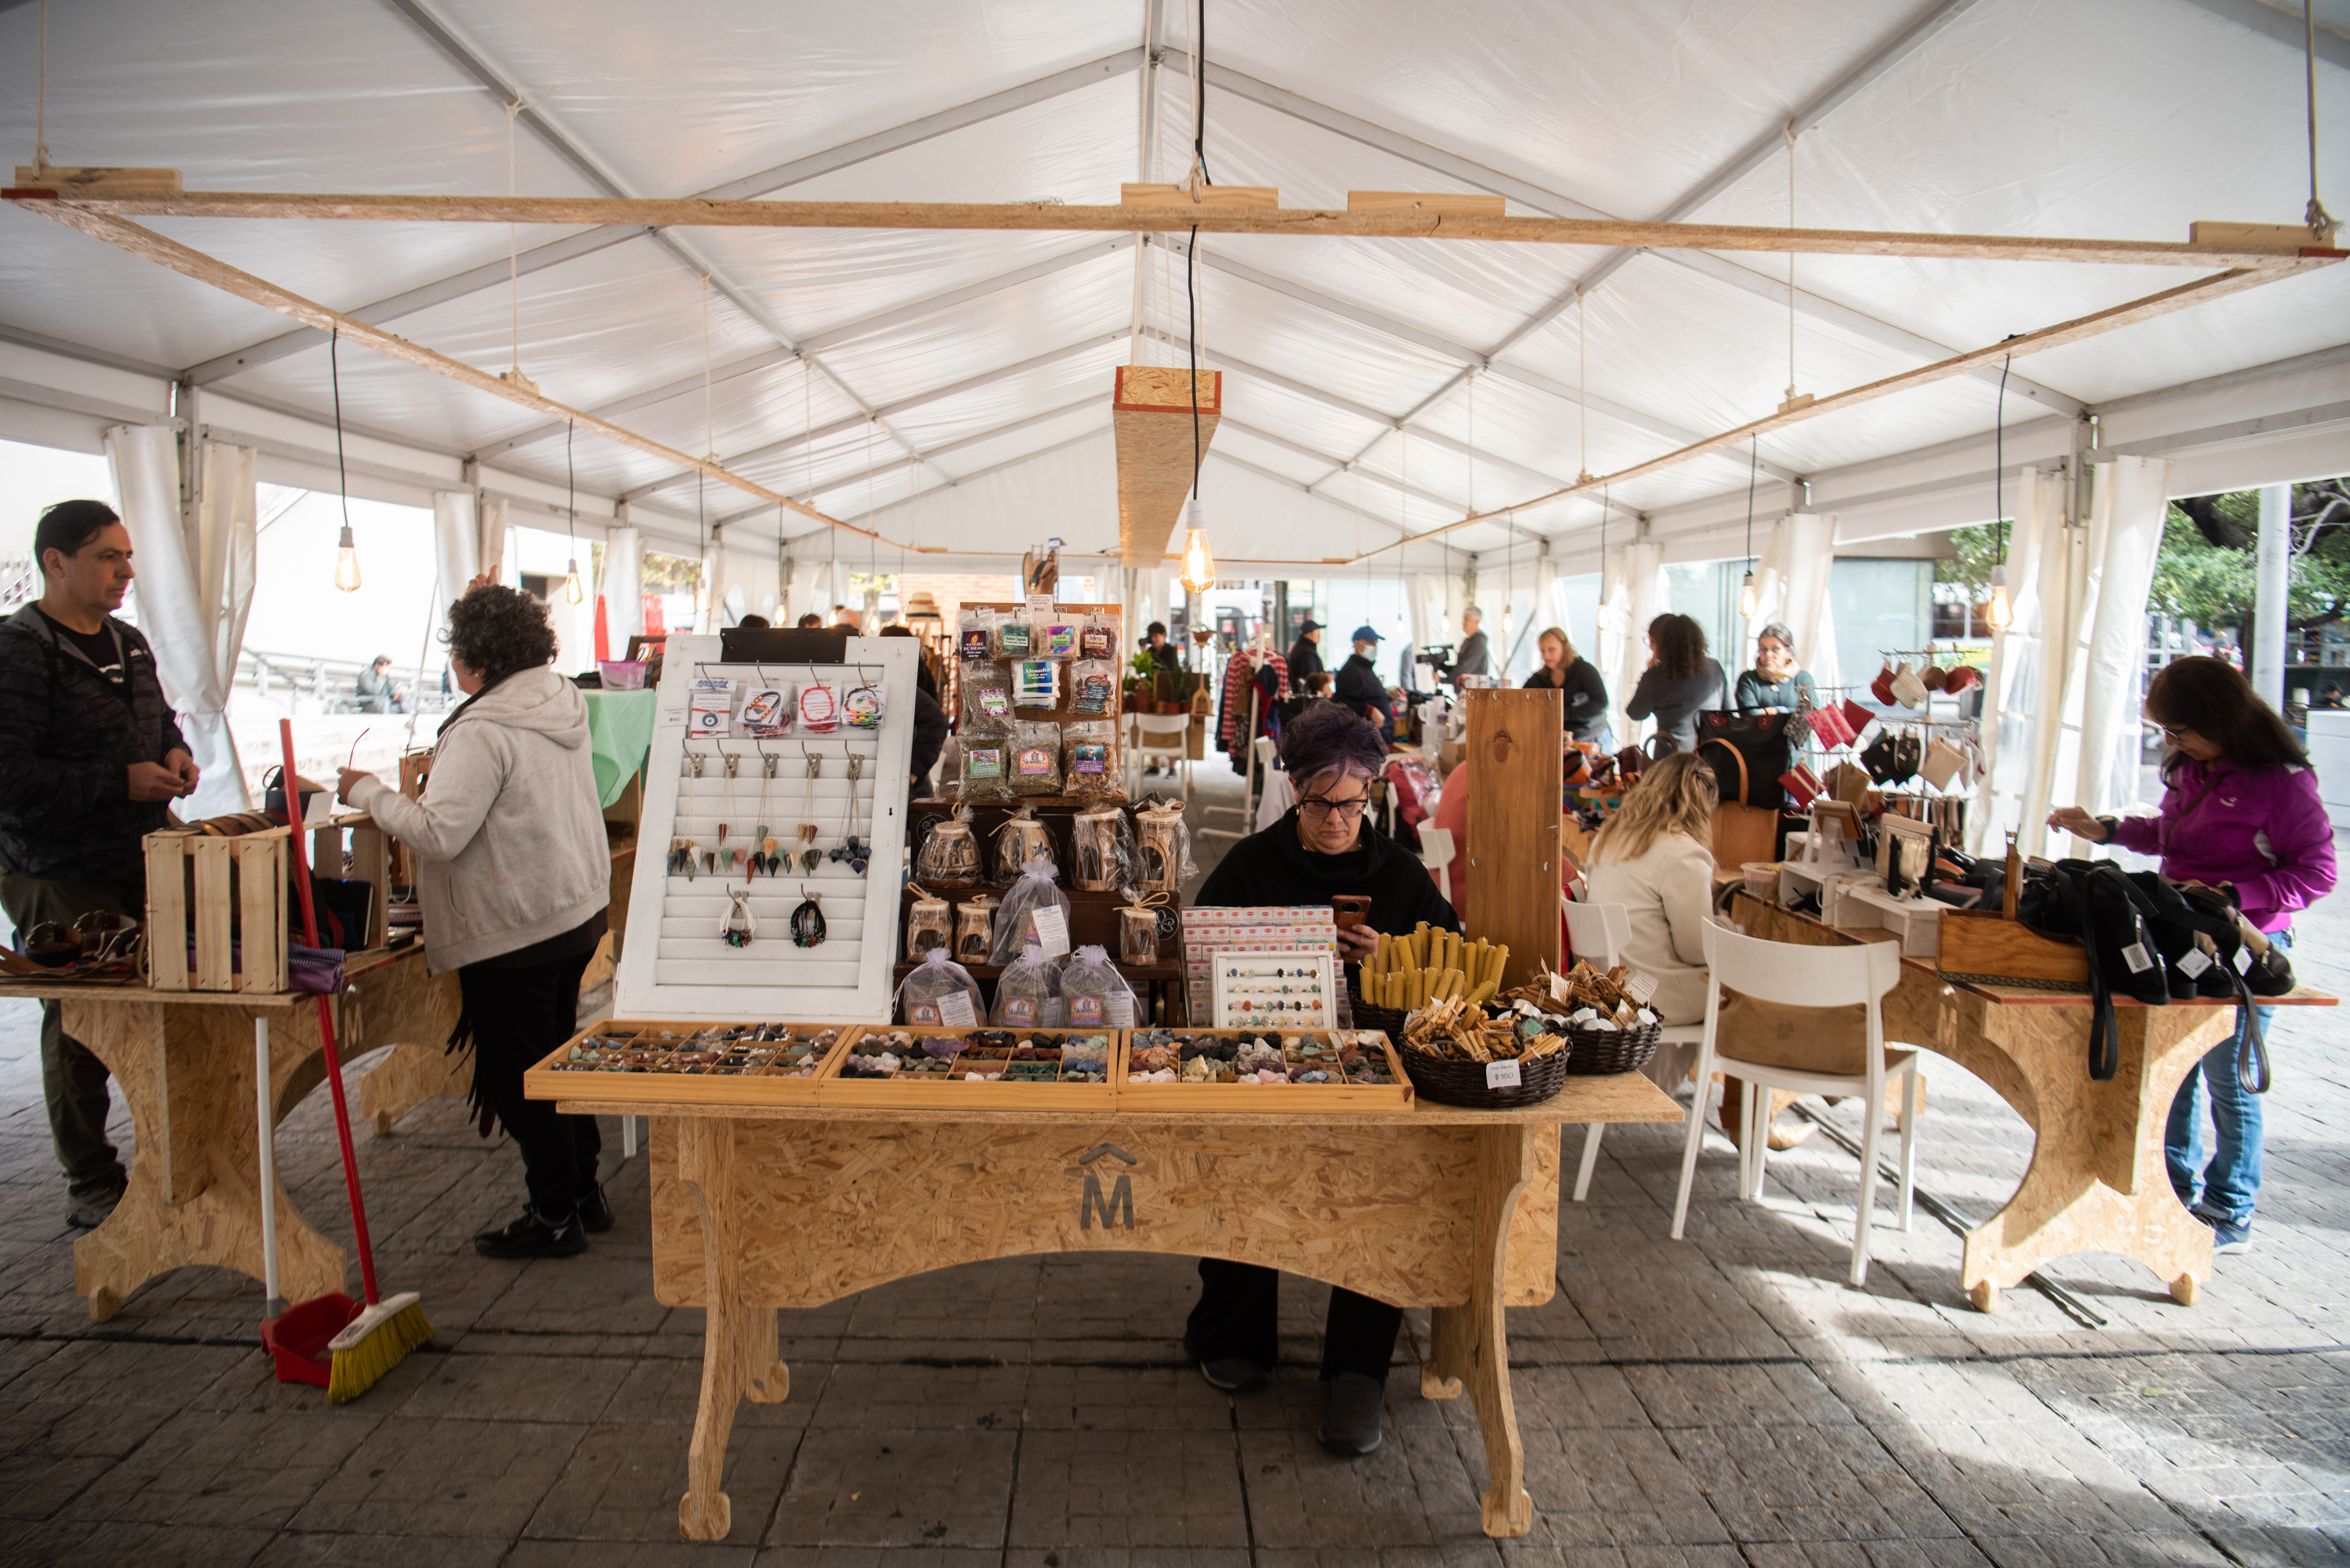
[2, 792, 2344, 1566]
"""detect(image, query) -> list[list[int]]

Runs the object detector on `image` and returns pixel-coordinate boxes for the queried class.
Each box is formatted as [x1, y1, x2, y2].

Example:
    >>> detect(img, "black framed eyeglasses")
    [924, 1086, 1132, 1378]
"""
[1299, 795, 1371, 819]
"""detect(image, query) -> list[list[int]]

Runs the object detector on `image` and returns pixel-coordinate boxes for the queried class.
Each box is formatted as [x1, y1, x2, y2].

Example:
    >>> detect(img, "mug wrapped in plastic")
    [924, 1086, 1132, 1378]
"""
[914, 802, 984, 883]
[990, 938, 1063, 1028]
[989, 854, 1072, 965]
[1119, 887, 1166, 966]
[894, 946, 983, 1027]
[1069, 802, 1132, 891]
[1010, 720, 1063, 796]
[1059, 943, 1139, 1030]
[1064, 720, 1120, 803]
[1133, 797, 1195, 894]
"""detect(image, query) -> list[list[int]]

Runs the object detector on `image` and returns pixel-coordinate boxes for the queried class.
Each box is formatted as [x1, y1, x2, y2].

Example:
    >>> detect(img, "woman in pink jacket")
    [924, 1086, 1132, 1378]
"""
[2051, 657, 2336, 1253]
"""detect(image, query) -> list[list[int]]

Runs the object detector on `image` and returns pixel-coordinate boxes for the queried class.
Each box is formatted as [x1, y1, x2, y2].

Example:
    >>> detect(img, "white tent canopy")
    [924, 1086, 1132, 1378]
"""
[2, 0, 2347, 580]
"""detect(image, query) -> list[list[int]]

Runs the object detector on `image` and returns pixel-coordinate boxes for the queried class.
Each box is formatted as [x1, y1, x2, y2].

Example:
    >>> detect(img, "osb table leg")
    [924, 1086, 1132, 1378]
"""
[1958, 999, 2231, 1310]
[358, 1041, 472, 1136]
[677, 1116, 756, 1541]
[1466, 1122, 1537, 1538]
[66, 998, 344, 1321]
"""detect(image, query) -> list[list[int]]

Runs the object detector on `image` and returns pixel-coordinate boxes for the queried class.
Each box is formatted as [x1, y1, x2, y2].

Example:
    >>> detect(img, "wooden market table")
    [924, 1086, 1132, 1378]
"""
[555, 1074, 1681, 1542]
[2, 942, 460, 1320]
[1733, 893, 2336, 1311]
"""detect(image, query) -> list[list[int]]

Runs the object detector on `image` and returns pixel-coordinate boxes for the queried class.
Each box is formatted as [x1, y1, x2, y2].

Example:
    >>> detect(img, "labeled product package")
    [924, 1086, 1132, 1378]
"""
[992, 801, 1055, 882]
[995, 618, 1034, 659]
[689, 678, 735, 736]
[990, 854, 1073, 965]
[1059, 943, 1139, 1029]
[1064, 719, 1120, 802]
[1070, 802, 1134, 891]
[1010, 721, 1063, 796]
[915, 803, 984, 883]
[957, 605, 995, 662]
[1013, 659, 1061, 711]
[894, 946, 983, 1027]
[958, 733, 1014, 804]
[1068, 660, 1117, 717]
[740, 685, 794, 736]
[961, 661, 1014, 727]
[1078, 616, 1115, 661]
[1041, 620, 1080, 659]
[991, 939, 1063, 1028]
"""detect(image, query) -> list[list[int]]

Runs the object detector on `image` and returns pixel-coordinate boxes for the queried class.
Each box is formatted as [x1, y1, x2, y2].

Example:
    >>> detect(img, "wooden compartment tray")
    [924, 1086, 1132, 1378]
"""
[819, 1025, 1122, 1108]
[1117, 1028, 1413, 1111]
[524, 1019, 859, 1107]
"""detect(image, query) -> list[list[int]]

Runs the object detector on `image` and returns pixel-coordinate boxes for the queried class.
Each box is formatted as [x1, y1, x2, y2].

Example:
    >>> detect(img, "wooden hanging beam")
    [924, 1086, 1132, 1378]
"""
[13, 201, 892, 545]
[1354, 253, 2337, 560]
[7, 182, 2344, 267]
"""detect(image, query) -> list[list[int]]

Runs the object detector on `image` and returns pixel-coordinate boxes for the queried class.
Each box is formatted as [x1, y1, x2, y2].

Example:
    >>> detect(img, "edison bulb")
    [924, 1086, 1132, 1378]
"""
[563, 557, 585, 605]
[1177, 497, 1215, 593]
[333, 524, 362, 593]
[1984, 565, 2013, 633]
[1739, 570, 1759, 620]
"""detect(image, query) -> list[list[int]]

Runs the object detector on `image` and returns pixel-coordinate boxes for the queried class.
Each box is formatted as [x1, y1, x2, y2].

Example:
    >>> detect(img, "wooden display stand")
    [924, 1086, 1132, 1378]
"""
[13, 944, 460, 1320]
[1733, 892, 2336, 1310]
[553, 1073, 1683, 1542]
[1464, 688, 1564, 989]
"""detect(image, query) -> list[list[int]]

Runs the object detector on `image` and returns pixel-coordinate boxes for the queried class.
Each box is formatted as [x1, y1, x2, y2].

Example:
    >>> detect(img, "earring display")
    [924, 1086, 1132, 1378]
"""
[1211, 950, 1336, 1029]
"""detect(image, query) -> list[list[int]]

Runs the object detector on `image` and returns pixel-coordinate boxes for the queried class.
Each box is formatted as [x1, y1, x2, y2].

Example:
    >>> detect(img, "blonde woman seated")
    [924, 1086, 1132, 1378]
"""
[1580, 753, 1718, 1092]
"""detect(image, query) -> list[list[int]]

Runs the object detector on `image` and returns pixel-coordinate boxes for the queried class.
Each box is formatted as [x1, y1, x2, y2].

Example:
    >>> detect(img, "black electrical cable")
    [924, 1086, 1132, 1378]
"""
[1743, 435, 1758, 572]
[1994, 354, 2011, 566]
[1188, 223, 1201, 499]
[566, 420, 576, 544]
[1193, 0, 1213, 185]
[330, 327, 350, 539]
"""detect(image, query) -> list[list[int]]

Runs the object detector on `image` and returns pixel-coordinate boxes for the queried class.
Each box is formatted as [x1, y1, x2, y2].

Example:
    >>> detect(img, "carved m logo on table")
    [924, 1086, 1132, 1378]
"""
[1078, 1142, 1137, 1230]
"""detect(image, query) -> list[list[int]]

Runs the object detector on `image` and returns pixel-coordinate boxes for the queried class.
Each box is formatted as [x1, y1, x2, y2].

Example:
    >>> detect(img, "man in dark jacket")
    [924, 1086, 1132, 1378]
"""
[1285, 619, 1324, 684]
[1331, 624, 1395, 739]
[1449, 607, 1489, 685]
[0, 501, 198, 1228]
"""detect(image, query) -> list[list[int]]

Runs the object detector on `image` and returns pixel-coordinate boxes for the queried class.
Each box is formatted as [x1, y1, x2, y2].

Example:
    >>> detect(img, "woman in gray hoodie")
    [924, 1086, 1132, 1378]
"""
[340, 581, 611, 1258]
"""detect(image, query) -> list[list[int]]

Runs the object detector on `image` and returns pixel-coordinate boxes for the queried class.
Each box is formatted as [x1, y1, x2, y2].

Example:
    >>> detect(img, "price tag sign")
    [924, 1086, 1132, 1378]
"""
[1550, 971, 1574, 1004]
[1026, 592, 1055, 622]
[936, 991, 978, 1027]
[1484, 1059, 1523, 1089]
[2122, 941, 2154, 975]
[2177, 946, 2214, 979]
[1106, 993, 1134, 1027]
[1622, 971, 1659, 1006]
[1031, 905, 1072, 959]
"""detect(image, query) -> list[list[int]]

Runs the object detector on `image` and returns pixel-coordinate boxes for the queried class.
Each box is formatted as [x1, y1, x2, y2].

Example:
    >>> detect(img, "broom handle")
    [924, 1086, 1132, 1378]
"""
[255, 1017, 284, 1315]
[279, 719, 380, 1307]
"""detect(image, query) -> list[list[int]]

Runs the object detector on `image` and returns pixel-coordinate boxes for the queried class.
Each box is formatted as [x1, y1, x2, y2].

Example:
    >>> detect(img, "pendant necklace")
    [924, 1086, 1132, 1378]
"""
[790, 885, 827, 948]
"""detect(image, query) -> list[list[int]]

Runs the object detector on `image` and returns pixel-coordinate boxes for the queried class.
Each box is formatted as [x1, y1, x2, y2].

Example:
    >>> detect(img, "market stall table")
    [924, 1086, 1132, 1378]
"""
[1732, 892, 2337, 1310]
[3, 942, 460, 1320]
[555, 1075, 1680, 1542]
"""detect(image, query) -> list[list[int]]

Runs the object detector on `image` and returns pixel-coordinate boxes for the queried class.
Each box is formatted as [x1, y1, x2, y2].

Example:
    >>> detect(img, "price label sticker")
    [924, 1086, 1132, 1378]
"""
[1550, 971, 1574, 1003]
[1484, 1059, 1523, 1089]
[1106, 994, 1134, 1027]
[1622, 971, 1659, 1006]
[1026, 592, 1055, 621]
[936, 991, 978, 1027]
[2122, 941, 2154, 974]
[2177, 946, 2214, 979]
[1032, 905, 1072, 959]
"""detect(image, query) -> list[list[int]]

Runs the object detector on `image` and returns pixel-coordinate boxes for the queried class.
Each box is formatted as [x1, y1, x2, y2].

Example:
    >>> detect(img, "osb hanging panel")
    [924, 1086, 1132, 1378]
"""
[646, 1113, 1562, 1310]
[1114, 366, 1220, 570]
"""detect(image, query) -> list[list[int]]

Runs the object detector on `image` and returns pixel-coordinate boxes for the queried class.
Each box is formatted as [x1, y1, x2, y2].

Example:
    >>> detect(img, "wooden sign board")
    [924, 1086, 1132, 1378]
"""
[1465, 688, 1564, 990]
[1113, 366, 1220, 570]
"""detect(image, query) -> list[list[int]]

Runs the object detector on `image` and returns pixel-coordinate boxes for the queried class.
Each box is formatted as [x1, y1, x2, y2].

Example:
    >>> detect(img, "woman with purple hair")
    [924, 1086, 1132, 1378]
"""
[1184, 700, 1459, 1458]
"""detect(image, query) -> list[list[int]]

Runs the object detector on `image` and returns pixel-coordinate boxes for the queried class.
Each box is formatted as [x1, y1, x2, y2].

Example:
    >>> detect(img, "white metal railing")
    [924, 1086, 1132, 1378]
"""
[0, 557, 34, 613]
[235, 648, 454, 715]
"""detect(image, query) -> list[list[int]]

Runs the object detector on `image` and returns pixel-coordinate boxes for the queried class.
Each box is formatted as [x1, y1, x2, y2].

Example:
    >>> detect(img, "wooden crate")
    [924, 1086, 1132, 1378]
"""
[143, 811, 389, 994]
[524, 1018, 859, 1107]
[819, 1024, 1122, 1109]
[1117, 1028, 1414, 1111]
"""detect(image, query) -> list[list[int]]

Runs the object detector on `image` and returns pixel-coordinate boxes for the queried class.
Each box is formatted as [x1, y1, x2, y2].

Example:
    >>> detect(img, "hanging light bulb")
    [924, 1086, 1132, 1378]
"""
[1739, 569, 1760, 620]
[564, 556, 585, 605]
[1983, 563, 2013, 633]
[1177, 497, 1216, 594]
[334, 523, 362, 593]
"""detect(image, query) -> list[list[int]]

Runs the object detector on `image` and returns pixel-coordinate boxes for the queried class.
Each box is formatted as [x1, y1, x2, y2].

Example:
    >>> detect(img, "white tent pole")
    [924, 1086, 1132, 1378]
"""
[2252, 483, 2290, 708]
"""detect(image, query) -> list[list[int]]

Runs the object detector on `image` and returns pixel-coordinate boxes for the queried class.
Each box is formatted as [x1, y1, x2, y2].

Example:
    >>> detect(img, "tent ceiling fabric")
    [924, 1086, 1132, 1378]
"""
[2, 0, 2346, 567]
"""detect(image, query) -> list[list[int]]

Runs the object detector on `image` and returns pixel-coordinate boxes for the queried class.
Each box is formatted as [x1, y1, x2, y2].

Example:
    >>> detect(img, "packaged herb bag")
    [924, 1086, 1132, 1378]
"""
[989, 854, 1072, 966]
[1068, 660, 1117, 717]
[957, 605, 996, 663]
[995, 617, 1034, 659]
[1059, 943, 1139, 1030]
[1010, 720, 1064, 796]
[894, 946, 983, 1027]
[958, 733, 1014, 804]
[1064, 719, 1120, 802]
[990, 938, 1063, 1028]
[1077, 616, 1116, 661]
[961, 660, 1014, 728]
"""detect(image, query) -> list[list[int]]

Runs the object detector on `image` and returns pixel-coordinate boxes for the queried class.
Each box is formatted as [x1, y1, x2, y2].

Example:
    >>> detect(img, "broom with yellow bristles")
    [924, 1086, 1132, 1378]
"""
[278, 719, 432, 1400]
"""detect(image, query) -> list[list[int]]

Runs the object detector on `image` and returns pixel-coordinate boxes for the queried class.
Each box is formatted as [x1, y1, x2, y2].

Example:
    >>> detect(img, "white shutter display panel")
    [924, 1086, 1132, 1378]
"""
[616, 634, 919, 1022]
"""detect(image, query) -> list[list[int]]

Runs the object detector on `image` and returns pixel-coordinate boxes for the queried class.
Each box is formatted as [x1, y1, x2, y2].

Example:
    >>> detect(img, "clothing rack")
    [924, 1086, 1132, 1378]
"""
[1198, 682, 1260, 845]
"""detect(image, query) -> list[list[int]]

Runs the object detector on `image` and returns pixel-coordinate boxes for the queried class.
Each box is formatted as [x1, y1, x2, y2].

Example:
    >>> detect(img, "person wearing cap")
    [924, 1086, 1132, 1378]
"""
[1332, 624, 1395, 738]
[1450, 607, 1489, 685]
[1286, 618, 1325, 683]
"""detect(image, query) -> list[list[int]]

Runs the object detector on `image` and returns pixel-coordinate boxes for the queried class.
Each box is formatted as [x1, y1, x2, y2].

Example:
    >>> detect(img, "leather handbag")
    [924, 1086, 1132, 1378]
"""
[1695, 709, 1793, 811]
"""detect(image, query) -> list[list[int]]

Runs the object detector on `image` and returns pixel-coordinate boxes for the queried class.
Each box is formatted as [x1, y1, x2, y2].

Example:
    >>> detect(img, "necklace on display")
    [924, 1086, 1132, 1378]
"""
[796, 753, 822, 872]
[750, 752, 778, 878]
[790, 887, 827, 948]
[829, 753, 870, 876]
[721, 885, 757, 948]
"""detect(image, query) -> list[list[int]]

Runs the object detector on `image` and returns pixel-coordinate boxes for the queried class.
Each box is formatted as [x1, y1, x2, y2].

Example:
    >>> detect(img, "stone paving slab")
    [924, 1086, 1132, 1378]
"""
[0, 802, 2345, 1564]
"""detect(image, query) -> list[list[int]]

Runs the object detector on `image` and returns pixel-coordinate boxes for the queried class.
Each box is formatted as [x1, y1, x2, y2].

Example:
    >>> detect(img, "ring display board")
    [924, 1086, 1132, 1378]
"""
[616, 634, 920, 1023]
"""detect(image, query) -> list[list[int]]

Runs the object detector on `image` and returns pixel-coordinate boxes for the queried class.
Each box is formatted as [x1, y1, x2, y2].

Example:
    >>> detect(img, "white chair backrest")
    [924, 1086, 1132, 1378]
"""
[1135, 713, 1190, 743]
[1418, 826, 1455, 867]
[1561, 900, 1633, 970]
[1700, 923, 1900, 1008]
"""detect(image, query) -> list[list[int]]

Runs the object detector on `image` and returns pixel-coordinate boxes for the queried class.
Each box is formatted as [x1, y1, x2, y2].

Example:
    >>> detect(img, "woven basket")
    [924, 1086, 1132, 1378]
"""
[1347, 981, 1409, 1049]
[1395, 1043, 1570, 1110]
[1558, 1017, 1662, 1076]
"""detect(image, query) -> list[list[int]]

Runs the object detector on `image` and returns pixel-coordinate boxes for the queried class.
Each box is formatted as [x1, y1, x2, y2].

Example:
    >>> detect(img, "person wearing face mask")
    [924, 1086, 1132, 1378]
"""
[1734, 623, 1814, 714]
[1184, 701, 1459, 1458]
[2048, 656, 2334, 1256]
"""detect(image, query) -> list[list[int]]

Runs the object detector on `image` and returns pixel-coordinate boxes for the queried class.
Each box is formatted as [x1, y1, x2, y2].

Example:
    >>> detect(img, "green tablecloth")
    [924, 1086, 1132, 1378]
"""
[582, 688, 656, 808]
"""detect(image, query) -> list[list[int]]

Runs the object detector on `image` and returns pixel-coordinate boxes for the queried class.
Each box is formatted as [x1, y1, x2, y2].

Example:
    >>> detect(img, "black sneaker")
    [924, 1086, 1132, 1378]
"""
[1318, 1372, 1385, 1457]
[577, 1183, 614, 1234]
[473, 1206, 588, 1259]
[1198, 1357, 1267, 1393]
[65, 1179, 127, 1230]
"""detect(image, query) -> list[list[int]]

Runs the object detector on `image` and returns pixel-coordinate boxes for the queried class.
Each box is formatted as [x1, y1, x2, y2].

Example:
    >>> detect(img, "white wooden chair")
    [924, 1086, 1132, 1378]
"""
[1417, 826, 1456, 905]
[1672, 924, 1918, 1286]
[1559, 898, 1705, 1202]
[1130, 712, 1194, 798]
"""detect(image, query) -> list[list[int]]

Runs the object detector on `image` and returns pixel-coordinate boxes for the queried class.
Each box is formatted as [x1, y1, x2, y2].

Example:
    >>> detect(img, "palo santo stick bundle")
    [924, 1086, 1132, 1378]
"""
[1397, 996, 1564, 1064]
[1360, 924, 1509, 1012]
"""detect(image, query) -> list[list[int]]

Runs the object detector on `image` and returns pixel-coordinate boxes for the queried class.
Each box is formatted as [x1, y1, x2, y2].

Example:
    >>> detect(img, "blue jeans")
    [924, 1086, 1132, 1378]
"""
[2165, 928, 2289, 1226]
